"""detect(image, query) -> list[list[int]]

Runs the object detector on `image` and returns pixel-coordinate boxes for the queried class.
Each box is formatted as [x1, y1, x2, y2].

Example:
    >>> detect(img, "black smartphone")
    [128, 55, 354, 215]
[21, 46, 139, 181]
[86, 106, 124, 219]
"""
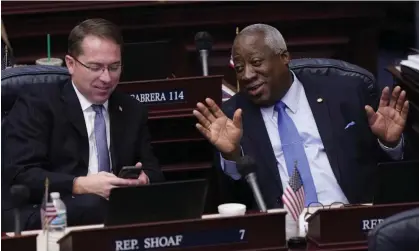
[118, 166, 143, 179]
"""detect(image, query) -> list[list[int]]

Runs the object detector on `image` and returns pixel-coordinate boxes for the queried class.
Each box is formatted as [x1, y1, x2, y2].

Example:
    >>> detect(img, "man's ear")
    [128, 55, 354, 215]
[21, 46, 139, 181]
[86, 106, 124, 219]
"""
[281, 51, 290, 65]
[65, 55, 75, 74]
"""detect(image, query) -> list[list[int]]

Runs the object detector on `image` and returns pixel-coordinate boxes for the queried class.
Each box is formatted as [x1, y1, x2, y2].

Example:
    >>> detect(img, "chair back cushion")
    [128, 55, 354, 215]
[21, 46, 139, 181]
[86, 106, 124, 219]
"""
[1, 65, 70, 117]
[289, 58, 377, 98]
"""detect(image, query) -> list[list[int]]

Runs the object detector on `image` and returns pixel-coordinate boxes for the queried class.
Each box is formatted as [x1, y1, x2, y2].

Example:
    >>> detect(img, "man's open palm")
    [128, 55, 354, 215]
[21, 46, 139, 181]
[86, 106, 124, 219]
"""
[365, 86, 409, 146]
[193, 98, 243, 154]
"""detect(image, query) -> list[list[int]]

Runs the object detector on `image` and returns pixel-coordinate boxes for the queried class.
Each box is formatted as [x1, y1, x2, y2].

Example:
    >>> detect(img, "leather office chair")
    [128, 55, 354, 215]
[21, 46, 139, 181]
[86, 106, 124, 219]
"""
[1, 65, 70, 231]
[368, 207, 419, 251]
[289, 58, 378, 100]
[1, 65, 70, 118]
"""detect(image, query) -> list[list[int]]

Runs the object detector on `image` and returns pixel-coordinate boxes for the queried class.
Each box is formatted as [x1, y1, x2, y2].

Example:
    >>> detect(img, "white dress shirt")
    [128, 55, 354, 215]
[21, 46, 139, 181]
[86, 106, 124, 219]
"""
[221, 71, 403, 205]
[72, 82, 112, 174]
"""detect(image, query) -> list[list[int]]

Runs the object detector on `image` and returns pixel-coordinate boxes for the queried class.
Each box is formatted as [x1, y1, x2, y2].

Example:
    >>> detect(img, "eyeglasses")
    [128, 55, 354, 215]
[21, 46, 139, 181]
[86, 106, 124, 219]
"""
[70, 55, 122, 75]
[304, 202, 347, 220]
[304, 202, 325, 220]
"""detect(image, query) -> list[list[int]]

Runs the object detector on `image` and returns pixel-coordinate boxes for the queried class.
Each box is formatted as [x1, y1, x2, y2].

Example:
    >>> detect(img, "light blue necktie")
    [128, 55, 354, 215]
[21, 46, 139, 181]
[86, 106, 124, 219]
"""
[276, 101, 318, 206]
[92, 104, 110, 173]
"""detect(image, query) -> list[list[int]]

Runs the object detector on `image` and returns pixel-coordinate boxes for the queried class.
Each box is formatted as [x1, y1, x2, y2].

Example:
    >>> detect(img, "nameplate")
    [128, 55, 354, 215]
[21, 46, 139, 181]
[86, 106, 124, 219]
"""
[307, 202, 419, 247]
[114, 228, 246, 250]
[361, 218, 384, 232]
[130, 89, 186, 104]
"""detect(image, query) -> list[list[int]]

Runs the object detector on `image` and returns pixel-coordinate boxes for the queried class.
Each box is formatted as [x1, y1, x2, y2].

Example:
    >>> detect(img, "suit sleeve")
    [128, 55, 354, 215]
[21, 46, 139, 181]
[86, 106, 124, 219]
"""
[3, 90, 75, 203]
[219, 146, 246, 180]
[134, 106, 164, 183]
[212, 100, 255, 209]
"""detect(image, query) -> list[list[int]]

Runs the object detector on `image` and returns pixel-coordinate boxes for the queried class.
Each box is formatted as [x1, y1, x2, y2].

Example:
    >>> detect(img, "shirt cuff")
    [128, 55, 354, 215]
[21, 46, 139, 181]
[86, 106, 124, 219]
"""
[378, 134, 404, 160]
[219, 147, 244, 180]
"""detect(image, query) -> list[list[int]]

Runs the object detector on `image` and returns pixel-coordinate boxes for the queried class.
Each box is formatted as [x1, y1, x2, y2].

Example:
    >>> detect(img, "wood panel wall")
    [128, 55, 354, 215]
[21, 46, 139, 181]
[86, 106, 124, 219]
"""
[2, 1, 391, 86]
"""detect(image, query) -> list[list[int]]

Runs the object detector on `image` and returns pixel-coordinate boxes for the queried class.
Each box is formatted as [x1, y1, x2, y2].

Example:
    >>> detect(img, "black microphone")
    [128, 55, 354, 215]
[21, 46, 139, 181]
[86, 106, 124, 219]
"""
[194, 31, 213, 76]
[237, 156, 267, 212]
[10, 185, 30, 236]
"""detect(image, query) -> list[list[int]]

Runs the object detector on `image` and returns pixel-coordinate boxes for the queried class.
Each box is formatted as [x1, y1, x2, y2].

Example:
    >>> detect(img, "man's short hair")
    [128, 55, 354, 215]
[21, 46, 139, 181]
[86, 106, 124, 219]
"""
[68, 18, 123, 57]
[235, 23, 287, 55]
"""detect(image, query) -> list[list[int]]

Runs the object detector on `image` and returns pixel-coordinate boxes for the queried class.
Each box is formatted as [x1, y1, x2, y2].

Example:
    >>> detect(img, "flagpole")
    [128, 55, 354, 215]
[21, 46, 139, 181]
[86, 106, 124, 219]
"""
[44, 178, 49, 251]
[235, 27, 240, 92]
[43, 178, 49, 232]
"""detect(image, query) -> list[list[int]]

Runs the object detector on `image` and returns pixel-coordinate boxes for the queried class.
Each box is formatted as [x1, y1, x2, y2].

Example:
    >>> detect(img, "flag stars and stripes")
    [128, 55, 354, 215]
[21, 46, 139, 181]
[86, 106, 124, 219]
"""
[282, 165, 306, 221]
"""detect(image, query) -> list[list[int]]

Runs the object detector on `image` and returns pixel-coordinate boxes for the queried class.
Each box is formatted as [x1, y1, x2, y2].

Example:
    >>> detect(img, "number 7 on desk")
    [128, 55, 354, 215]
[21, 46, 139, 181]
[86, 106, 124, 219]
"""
[239, 229, 246, 240]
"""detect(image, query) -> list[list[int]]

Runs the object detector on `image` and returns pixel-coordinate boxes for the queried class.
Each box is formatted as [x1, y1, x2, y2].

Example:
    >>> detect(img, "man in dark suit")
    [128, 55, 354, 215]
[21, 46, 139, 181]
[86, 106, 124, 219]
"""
[193, 24, 409, 210]
[2, 18, 164, 231]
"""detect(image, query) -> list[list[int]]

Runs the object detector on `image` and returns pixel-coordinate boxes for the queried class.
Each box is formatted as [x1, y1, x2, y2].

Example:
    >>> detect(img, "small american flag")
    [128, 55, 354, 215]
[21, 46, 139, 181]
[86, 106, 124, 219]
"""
[282, 162, 305, 221]
[40, 178, 57, 231]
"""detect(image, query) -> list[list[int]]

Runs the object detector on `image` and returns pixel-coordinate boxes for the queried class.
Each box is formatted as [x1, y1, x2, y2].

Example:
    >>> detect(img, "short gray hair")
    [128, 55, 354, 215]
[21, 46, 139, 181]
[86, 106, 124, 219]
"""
[235, 23, 287, 55]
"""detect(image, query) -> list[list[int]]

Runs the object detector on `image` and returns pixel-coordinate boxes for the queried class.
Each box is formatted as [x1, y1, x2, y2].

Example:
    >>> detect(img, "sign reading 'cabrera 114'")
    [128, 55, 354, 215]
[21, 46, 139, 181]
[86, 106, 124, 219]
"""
[130, 89, 186, 104]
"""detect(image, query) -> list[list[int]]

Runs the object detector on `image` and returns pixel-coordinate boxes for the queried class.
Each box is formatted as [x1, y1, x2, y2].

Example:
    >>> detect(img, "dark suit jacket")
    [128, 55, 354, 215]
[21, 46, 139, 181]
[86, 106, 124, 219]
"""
[2, 79, 164, 226]
[216, 71, 397, 209]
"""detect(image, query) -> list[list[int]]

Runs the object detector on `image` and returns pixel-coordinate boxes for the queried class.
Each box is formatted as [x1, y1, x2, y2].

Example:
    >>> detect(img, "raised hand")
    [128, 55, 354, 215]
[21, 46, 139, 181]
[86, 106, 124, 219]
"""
[193, 98, 243, 157]
[365, 86, 409, 147]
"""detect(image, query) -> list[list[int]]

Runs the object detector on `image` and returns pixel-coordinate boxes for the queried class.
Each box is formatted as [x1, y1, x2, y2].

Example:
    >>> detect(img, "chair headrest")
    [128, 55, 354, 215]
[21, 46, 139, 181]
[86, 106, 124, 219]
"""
[289, 58, 376, 94]
[289, 58, 376, 88]
[1, 65, 70, 116]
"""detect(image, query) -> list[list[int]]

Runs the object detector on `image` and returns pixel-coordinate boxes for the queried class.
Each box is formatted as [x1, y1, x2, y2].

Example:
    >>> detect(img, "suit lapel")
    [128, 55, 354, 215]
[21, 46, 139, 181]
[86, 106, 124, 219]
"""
[240, 96, 283, 193]
[61, 81, 89, 168]
[108, 94, 125, 175]
[298, 74, 342, 183]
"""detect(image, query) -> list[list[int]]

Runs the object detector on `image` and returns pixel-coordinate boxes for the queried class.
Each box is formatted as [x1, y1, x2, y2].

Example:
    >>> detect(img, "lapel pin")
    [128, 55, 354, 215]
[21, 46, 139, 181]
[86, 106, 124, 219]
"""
[317, 98, 323, 103]
[119, 106, 123, 112]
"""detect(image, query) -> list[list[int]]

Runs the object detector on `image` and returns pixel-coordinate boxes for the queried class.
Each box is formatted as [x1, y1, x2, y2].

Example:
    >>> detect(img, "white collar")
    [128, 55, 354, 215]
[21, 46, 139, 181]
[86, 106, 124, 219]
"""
[72, 81, 109, 111]
[260, 70, 303, 117]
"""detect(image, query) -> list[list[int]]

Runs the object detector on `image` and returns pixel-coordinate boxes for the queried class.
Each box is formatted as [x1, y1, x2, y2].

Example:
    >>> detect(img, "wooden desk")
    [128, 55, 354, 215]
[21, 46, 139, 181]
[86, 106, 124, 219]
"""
[306, 202, 419, 251]
[2, 234, 37, 251]
[58, 212, 287, 251]
[307, 243, 366, 251]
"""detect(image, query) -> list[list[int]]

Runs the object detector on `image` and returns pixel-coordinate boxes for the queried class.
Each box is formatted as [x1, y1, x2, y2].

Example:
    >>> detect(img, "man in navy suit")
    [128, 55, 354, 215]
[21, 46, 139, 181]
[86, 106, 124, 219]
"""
[2, 19, 164, 231]
[193, 24, 409, 209]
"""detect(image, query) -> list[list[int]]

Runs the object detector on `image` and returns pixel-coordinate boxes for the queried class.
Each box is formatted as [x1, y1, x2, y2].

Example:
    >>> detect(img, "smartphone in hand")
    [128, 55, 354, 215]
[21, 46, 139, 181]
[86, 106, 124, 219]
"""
[118, 166, 143, 179]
